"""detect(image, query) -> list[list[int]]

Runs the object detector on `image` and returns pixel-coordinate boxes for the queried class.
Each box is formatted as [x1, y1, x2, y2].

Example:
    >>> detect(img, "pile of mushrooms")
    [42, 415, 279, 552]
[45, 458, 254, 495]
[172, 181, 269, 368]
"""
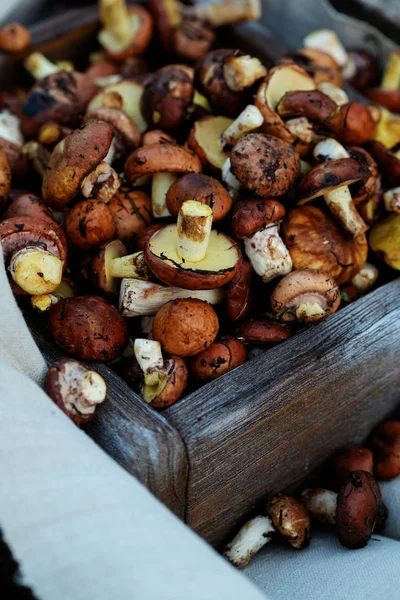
[224, 418, 400, 568]
[0, 0, 399, 414]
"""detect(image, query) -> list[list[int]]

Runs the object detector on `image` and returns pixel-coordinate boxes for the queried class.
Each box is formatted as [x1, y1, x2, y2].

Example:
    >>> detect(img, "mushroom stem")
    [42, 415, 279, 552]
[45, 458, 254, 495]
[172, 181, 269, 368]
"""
[223, 516, 275, 569]
[24, 52, 60, 80]
[351, 262, 379, 293]
[324, 185, 368, 238]
[119, 279, 224, 317]
[381, 51, 400, 90]
[383, 187, 400, 214]
[99, 0, 134, 47]
[223, 56, 267, 92]
[176, 200, 213, 263]
[300, 488, 338, 526]
[9, 246, 63, 295]
[295, 302, 326, 321]
[109, 251, 149, 279]
[151, 173, 176, 218]
[244, 225, 292, 283]
[221, 157, 242, 199]
[187, 0, 261, 27]
[134, 338, 164, 387]
[221, 105, 263, 149]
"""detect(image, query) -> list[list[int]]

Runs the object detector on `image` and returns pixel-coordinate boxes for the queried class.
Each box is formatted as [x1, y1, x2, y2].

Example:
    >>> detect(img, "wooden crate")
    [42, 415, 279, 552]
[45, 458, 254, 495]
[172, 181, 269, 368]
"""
[2, 5, 399, 549]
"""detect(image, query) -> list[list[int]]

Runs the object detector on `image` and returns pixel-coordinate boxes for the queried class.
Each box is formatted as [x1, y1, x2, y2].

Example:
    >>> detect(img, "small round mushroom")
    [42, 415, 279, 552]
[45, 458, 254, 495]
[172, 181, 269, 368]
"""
[0, 23, 31, 54]
[125, 143, 202, 185]
[326, 101, 376, 146]
[225, 260, 252, 321]
[336, 470, 383, 549]
[45, 358, 107, 425]
[166, 173, 232, 222]
[107, 187, 152, 246]
[282, 205, 368, 285]
[173, 17, 215, 62]
[48, 295, 128, 361]
[300, 488, 338, 526]
[370, 421, 400, 481]
[187, 115, 232, 173]
[369, 213, 400, 271]
[0, 149, 11, 209]
[271, 269, 340, 323]
[266, 494, 311, 549]
[152, 297, 219, 357]
[230, 133, 300, 197]
[334, 448, 374, 488]
[223, 515, 275, 569]
[141, 64, 194, 132]
[235, 319, 292, 344]
[65, 200, 115, 250]
[190, 336, 247, 382]
[98, 0, 153, 60]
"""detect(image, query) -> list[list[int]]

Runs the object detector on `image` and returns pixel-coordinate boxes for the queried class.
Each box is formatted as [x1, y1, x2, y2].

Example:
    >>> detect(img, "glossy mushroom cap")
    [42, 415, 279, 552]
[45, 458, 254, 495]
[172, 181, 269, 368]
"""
[297, 158, 368, 204]
[189, 336, 247, 382]
[125, 142, 202, 184]
[231, 199, 285, 239]
[65, 200, 115, 250]
[166, 173, 232, 222]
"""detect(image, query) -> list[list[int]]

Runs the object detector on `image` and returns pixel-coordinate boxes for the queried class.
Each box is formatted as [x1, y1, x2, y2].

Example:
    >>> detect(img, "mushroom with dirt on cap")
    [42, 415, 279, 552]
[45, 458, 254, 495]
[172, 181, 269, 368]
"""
[190, 336, 247, 382]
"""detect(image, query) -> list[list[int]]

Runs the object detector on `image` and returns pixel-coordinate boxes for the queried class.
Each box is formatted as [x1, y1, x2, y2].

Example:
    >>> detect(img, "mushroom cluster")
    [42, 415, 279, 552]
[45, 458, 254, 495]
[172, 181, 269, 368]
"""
[224, 417, 400, 568]
[0, 0, 399, 411]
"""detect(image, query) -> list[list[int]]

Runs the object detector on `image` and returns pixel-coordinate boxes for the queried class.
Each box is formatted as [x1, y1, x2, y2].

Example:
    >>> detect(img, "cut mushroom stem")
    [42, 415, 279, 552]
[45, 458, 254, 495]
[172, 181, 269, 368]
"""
[151, 172, 177, 218]
[9, 246, 63, 295]
[99, 0, 138, 53]
[383, 187, 400, 214]
[119, 279, 224, 317]
[176, 200, 213, 262]
[223, 516, 275, 569]
[244, 224, 292, 283]
[134, 338, 164, 387]
[24, 52, 60, 79]
[223, 56, 267, 92]
[221, 105, 264, 149]
[109, 251, 149, 279]
[188, 0, 261, 27]
[351, 262, 379, 293]
[31, 293, 59, 313]
[381, 51, 400, 90]
[300, 488, 338, 526]
[313, 139, 368, 238]
[80, 161, 121, 203]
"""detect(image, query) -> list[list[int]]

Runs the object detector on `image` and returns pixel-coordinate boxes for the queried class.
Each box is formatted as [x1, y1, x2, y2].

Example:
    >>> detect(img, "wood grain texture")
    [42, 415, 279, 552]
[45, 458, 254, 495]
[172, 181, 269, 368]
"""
[25, 312, 188, 519]
[165, 279, 400, 547]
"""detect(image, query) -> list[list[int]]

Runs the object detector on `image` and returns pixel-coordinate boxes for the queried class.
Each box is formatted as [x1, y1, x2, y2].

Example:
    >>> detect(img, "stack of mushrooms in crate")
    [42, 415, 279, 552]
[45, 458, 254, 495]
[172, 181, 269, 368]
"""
[0, 0, 399, 423]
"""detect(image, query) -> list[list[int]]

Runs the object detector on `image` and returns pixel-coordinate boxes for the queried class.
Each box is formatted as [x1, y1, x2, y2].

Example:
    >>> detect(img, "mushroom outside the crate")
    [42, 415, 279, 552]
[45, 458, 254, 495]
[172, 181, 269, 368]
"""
[371, 421, 400, 481]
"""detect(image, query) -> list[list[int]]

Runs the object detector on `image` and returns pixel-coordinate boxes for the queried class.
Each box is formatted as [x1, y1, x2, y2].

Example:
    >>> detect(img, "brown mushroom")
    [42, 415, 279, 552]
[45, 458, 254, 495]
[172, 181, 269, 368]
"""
[230, 133, 300, 197]
[282, 205, 368, 284]
[370, 421, 400, 481]
[231, 199, 286, 239]
[42, 122, 117, 209]
[148, 0, 182, 52]
[346, 49, 379, 91]
[347, 147, 378, 209]
[85, 59, 119, 83]
[0, 23, 31, 54]
[336, 471, 383, 549]
[285, 48, 343, 87]
[107, 187, 152, 246]
[45, 358, 107, 425]
[166, 173, 232, 221]
[225, 260, 252, 321]
[173, 17, 215, 62]
[48, 295, 128, 361]
[5, 192, 55, 224]
[365, 140, 400, 181]
[235, 319, 292, 344]
[125, 143, 202, 184]
[190, 336, 247, 382]
[187, 115, 232, 173]
[334, 448, 374, 488]
[266, 495, 311, 549]
[92, 239, 128, 294]
[98, 0, 153, 60]
[0, 149, 11, 209]
[141, 64, 194, 131]
[65, 200, 115, 250]
[83, 106, 141, 156]
[327, 102, 376, 146]
[276, 89, 337, 124]
[142, 129, 175, 146]
[271, 269, 340, 322]
[152, 297, 219, 356]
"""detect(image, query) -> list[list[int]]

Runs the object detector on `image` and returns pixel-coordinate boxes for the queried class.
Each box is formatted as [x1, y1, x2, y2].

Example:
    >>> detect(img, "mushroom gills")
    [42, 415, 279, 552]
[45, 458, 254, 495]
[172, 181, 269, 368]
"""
[9, 246, 63, 295]
[151, 172, 177, 218]
[244, 225, 292, 283]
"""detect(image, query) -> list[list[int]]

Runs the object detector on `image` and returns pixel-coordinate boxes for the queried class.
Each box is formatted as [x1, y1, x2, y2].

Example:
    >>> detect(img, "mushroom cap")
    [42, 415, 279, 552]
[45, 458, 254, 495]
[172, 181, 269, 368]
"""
[142, 129, 175, 145]
[336, 470, 382, 549]
[92, 239, 128, 295]
[102, 5, 153, 61]
[270, 268, 340, 322]
[107, 187, 152, 246]
[145, 356, 188, 409]
[88, 80, 147, 133]
[225, 260, 252, 321]
[346, 49, 379, 90]
[297, 158, 368, 203]
[0, 22, 31, 54]
[365, 140, 400, 180]
[276, 90, 337, 124]
[65, 199, 115, 250]
[141, 64, 194, 131]
[0, 149, 11, 209]
[282, 205, 368, 284]
[148, 0, 181, 51]
[287, 48, 343, 87]
[136, 223, 163, 251]
[173, 17, 215, 63]
[187, 115, 232, 173]
[369, 213, 400, 271]
[334, 448, 374, 488]
[371, 421, 400, 481]
[365, 88, 400, 115]
[235, 319, 292, 344]
[230, 133, 300, 197]
[42, 122, 114, 209]
[189, 336, 247, 382]
[231, 199, 286, 239]
[266, 494, 311, 549]
[5, 193, 55, 223]
[194, 49, 250, 116]
[48, 295, 128, 361]
[327, 102, 376, 146]
[166, 173, 232, 222]
[125, 143, 202, 184]
[152, 298, 219, 356]
[347, 147, 378, 207]
[144, 224, 241, 290]
[84, 106, 141, 150]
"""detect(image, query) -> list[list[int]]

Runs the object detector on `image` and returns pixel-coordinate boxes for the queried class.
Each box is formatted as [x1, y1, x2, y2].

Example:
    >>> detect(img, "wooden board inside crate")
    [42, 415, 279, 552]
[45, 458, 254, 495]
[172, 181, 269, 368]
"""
[2, 6, 400, 548]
